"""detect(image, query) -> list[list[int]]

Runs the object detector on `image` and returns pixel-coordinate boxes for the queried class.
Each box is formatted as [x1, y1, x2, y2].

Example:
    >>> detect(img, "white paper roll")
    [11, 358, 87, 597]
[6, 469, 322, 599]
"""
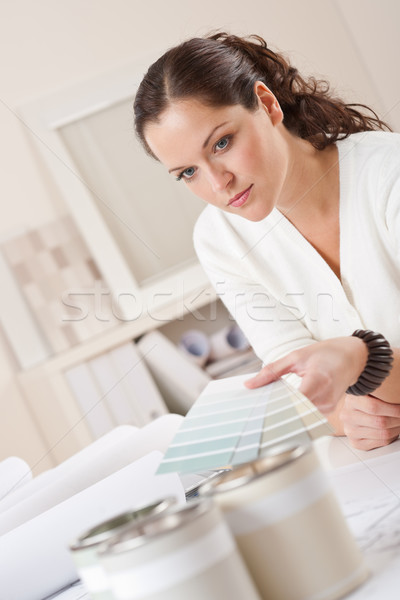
[0, 414, 184, 535]
[209, 325, 250, 362]
[179, 329, 211, 367]
[0, 451, 185, 600]
[132, 414, 184, 456]
[0, 426, 136, 513]
[0, 457, 32, 502]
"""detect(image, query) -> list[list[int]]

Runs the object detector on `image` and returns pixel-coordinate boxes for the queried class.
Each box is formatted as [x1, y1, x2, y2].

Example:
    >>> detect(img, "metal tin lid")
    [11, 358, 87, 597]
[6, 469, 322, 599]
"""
[198, 443, 310, 496]
[99, 497, 214, 557]
[70, 497, 176, 551]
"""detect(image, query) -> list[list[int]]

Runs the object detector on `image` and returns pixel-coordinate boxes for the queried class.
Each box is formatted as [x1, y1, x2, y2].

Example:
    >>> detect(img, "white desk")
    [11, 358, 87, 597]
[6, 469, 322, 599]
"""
[50, 437, 400, 600]
[315, 436, 400, 600]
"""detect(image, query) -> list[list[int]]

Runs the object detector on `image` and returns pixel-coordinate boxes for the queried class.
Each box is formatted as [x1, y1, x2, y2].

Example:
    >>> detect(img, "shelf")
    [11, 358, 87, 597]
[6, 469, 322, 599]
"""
[18, 263, 216, 380]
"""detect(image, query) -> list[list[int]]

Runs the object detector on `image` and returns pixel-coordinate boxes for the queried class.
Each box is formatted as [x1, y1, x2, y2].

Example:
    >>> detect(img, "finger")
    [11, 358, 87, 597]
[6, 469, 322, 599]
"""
[347, 434, 400, 452]
[341, 407, 400, 430]
[245, 355, 295, 389]
[352, 395, 400, 418]
[343, 423, 400, 445]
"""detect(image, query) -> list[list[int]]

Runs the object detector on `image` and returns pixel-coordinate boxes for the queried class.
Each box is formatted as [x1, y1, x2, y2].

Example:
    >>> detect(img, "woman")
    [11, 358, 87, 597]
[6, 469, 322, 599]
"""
[134, 32, 400, 450]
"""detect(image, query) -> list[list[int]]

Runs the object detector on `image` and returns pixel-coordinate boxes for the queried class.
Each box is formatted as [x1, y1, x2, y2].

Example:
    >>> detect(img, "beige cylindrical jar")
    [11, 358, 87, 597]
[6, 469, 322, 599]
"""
[200, 444, 369, 600]
[69, 497, 175, 600]
[99, 498, 261, 600]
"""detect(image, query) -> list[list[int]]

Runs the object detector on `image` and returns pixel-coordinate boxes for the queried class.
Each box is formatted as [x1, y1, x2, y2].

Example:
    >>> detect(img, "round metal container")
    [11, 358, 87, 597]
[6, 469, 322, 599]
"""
[199, 443, 369, 600]
[99, 498, 261, 600]
[69, 497, 175, 600]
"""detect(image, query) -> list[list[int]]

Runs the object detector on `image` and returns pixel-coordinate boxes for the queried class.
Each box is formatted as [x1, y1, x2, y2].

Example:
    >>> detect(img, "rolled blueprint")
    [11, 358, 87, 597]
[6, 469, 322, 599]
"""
[0, 414, 183, 535]
[209, 325, 250, 362]
[179, 329, 211, 367]
[0, 451, 185, 600]
[0, 456, 32, 502]
[0, 425, 136, 512]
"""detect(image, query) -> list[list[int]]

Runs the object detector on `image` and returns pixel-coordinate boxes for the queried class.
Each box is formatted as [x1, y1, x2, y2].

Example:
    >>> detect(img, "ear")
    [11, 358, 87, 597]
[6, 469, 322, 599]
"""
[254, 81, 283, 125]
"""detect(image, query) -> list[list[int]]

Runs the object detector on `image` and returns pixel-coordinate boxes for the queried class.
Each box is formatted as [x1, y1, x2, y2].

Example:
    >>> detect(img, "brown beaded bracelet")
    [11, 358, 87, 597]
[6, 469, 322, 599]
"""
[346, 329, 394, 396]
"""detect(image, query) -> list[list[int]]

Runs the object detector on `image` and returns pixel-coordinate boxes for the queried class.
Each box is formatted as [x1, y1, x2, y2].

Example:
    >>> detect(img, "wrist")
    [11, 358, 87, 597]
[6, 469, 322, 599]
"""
[326, 395, 346, 436]
[348, 336, 369, 381]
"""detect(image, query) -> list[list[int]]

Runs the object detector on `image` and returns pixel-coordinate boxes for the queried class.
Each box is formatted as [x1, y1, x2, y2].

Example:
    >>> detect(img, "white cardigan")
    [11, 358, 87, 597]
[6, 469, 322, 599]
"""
[193, 131, 400, 364]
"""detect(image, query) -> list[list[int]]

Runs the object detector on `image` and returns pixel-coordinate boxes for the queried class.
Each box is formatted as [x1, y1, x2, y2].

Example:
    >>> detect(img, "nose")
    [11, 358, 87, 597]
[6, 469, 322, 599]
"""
[206, 164, 232, 192]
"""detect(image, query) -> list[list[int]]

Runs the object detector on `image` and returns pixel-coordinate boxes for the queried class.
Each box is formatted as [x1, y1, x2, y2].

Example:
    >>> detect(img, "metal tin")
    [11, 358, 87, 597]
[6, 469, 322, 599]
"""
[69, 497, 175, 600]
[99, 498, 261, 600]
[199, 443, 369, 600]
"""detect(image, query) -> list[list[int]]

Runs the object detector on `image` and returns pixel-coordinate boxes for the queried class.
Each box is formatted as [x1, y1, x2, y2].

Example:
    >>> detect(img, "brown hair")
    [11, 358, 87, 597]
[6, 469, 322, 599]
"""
[134, 32, 390, 155]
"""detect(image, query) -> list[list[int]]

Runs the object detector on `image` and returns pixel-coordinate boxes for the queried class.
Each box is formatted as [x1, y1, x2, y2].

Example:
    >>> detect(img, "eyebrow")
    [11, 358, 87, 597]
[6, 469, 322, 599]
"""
[168, 121, 229, 173]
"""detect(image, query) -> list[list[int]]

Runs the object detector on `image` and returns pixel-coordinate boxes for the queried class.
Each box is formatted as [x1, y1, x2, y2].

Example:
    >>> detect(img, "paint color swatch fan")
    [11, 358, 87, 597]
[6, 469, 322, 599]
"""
[157, 374, 332, 475]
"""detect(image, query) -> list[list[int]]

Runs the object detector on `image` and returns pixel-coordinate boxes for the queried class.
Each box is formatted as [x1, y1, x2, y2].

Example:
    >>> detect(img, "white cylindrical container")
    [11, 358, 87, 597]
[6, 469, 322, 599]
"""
[199, 444, 369, 600]
[209, 325, 249, 361]
[179, 329, 210, 366]
[69, 498, 175, 600]
[99, 499, 261, 600]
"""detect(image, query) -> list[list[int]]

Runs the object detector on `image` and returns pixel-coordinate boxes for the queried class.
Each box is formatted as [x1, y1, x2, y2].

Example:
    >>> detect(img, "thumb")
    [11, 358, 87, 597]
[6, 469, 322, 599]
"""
[245, 354, 294, 389]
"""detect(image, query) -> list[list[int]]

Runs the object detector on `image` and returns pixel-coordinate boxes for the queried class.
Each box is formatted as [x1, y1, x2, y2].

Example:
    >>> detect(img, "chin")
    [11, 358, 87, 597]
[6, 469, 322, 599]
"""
[245, 214, 269, 222]
[240, 206, 273, 222]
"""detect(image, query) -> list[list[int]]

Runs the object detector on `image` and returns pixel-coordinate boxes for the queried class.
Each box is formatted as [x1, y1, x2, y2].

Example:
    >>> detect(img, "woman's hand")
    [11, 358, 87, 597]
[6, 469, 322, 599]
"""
[245, 338, 400, 450]
[338, 394, 400, 451]
[245, 337, 368, 414]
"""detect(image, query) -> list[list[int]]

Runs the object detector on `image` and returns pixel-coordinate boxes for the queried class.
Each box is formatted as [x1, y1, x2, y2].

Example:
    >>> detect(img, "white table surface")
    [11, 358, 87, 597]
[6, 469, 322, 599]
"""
[315, 436, 400, 599]
[50, 437, 400, 600]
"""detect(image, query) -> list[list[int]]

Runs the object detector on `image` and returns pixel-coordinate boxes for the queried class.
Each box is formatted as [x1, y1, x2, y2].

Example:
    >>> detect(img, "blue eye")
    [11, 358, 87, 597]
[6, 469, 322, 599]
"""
[176, 166, 195, 182]
[184, 167, 195, 178]
[215, 136, 230, 151]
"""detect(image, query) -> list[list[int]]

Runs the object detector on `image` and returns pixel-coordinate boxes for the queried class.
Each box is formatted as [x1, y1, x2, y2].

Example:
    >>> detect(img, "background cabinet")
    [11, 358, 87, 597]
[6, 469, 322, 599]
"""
[17, 292, 260, 468]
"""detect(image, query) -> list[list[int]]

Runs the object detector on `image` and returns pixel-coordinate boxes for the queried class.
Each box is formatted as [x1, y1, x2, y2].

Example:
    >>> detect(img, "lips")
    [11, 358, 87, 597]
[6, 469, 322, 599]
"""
[228, 185, 253, 208]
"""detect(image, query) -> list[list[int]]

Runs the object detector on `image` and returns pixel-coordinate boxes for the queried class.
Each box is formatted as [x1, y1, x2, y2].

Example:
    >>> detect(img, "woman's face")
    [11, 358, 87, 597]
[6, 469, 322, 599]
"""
[144, 82, 289, 222]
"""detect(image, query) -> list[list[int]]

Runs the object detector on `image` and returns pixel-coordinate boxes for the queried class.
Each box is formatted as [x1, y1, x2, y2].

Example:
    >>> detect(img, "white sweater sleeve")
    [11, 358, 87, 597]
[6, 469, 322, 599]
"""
[380, 140, 400, 262]
[193, 210, 316, 364]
